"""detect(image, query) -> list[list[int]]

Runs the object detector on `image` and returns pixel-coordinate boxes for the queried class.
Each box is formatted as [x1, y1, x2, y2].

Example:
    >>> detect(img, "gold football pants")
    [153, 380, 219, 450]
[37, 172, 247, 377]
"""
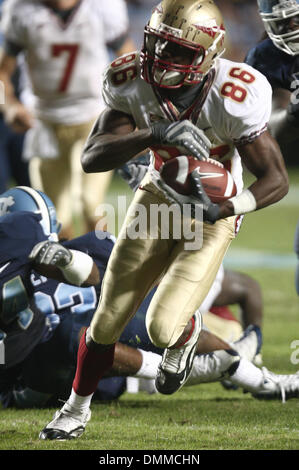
[29, 119, 113, 230]
[90, 173, 237, 349]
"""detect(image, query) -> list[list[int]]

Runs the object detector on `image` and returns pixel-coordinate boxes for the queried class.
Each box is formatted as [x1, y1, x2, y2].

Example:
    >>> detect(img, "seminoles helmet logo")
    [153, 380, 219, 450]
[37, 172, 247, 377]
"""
[192, 20, 225, 42]
[152, 2, 163, 15]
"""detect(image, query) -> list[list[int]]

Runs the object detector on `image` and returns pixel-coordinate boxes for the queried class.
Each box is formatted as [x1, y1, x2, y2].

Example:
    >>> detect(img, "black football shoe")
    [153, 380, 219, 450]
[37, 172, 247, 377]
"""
[155, 311, 202, 395]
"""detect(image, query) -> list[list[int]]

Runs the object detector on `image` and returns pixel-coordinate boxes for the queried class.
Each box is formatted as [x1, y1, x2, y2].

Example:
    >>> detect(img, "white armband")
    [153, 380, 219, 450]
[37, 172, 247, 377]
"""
[229, 189, 257, 215]
[61, 249, 94, 286]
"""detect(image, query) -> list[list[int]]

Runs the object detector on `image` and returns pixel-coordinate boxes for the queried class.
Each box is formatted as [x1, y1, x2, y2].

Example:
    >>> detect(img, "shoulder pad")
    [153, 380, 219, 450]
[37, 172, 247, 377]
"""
[219, 62, 272, 118]
[105, 52, 139, 88]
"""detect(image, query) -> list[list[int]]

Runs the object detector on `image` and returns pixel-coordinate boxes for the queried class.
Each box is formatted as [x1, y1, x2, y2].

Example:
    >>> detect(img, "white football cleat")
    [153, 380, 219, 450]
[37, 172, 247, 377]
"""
[251, 368, 299, 403]
[39, 402, 91, 440]
[221, 325, 263, 390]
[232, 325, 262, 363]
[155, 311, 202, 394]
[187, 348, 241, 386]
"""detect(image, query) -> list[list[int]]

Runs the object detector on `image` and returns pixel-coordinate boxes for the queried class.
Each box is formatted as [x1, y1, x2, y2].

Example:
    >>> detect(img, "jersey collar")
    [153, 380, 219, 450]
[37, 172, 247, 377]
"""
[152, 68, 216, 124]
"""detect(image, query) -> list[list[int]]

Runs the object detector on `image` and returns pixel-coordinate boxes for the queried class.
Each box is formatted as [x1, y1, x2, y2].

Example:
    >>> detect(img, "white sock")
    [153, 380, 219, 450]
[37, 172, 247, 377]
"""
[230, 357, 264, 392]
[67, 388, 93, 412]
[134, 349, 161, 379]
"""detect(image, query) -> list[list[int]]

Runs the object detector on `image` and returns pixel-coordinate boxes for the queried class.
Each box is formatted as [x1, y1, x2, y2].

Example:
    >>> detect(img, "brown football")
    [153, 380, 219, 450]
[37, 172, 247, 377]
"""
[160, 156, 237, 203]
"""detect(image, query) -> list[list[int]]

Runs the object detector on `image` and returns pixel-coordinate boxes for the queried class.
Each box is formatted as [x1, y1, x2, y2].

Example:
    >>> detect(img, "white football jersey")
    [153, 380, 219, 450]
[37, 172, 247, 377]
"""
[1, 0, 130, 124]
[102, 53, 273, 193]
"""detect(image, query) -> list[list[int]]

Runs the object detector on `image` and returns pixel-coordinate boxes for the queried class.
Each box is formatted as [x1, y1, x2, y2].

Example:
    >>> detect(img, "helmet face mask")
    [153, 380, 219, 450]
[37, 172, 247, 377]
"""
[140, 0, 225, 89]
[142, 25, 206, 88]
[258, 0, 299, 55]
[0, 186, 61, 241]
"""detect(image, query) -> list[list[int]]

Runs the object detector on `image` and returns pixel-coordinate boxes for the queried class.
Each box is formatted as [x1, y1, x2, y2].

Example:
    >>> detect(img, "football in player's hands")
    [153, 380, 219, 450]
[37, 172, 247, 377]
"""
[160, 156, 237, 203]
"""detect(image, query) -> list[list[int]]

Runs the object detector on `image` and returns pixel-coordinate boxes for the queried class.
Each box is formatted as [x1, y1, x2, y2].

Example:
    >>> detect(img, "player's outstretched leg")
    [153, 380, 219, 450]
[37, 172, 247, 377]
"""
[155, 311, 202, 394]
[251, 369, 299, 402]
[187, 349, 299, 403]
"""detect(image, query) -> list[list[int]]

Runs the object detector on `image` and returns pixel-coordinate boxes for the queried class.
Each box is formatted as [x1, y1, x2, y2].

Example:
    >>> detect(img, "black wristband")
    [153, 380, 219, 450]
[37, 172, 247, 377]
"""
[150, 121, 172, 143]
[205, 203, 220, 224]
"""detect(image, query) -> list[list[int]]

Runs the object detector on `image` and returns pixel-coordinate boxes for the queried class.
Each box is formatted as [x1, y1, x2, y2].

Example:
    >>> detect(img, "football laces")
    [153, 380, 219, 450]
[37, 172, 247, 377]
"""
[202, 156, 224, 168]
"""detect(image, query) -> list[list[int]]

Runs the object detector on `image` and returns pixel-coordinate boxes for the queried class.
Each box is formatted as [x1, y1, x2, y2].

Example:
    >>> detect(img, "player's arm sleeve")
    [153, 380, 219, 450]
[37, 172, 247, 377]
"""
[102, 65, 133, 115]
[223, 72, 273, 145]
[62, 231, 115, 283]
[0, 1, 27, 52]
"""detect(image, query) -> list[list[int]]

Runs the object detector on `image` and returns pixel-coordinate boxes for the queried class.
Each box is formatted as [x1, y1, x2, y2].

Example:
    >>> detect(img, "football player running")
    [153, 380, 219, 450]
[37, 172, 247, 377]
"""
[0, 0, 135, 239]
[40, 0, 289, 439]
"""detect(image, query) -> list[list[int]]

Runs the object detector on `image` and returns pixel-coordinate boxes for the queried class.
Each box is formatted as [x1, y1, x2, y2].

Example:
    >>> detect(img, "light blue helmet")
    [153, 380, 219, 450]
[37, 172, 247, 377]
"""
[0, 186, 61, 240]
[258, 0, 299, 55]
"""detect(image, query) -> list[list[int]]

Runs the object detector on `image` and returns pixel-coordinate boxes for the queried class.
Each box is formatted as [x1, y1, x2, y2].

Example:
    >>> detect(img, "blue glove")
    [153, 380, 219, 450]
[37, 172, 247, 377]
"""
[117, 153, 150, 192]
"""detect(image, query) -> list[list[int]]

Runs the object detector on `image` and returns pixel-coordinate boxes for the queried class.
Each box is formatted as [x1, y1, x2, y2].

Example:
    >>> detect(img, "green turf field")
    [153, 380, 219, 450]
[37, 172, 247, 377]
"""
[1, 169, 299, 451]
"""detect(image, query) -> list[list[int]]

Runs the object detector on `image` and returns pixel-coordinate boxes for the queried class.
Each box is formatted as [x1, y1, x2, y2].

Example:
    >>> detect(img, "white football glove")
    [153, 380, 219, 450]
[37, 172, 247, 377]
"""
[29, 240, 72, 267]
[150, 119, 211, 161]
